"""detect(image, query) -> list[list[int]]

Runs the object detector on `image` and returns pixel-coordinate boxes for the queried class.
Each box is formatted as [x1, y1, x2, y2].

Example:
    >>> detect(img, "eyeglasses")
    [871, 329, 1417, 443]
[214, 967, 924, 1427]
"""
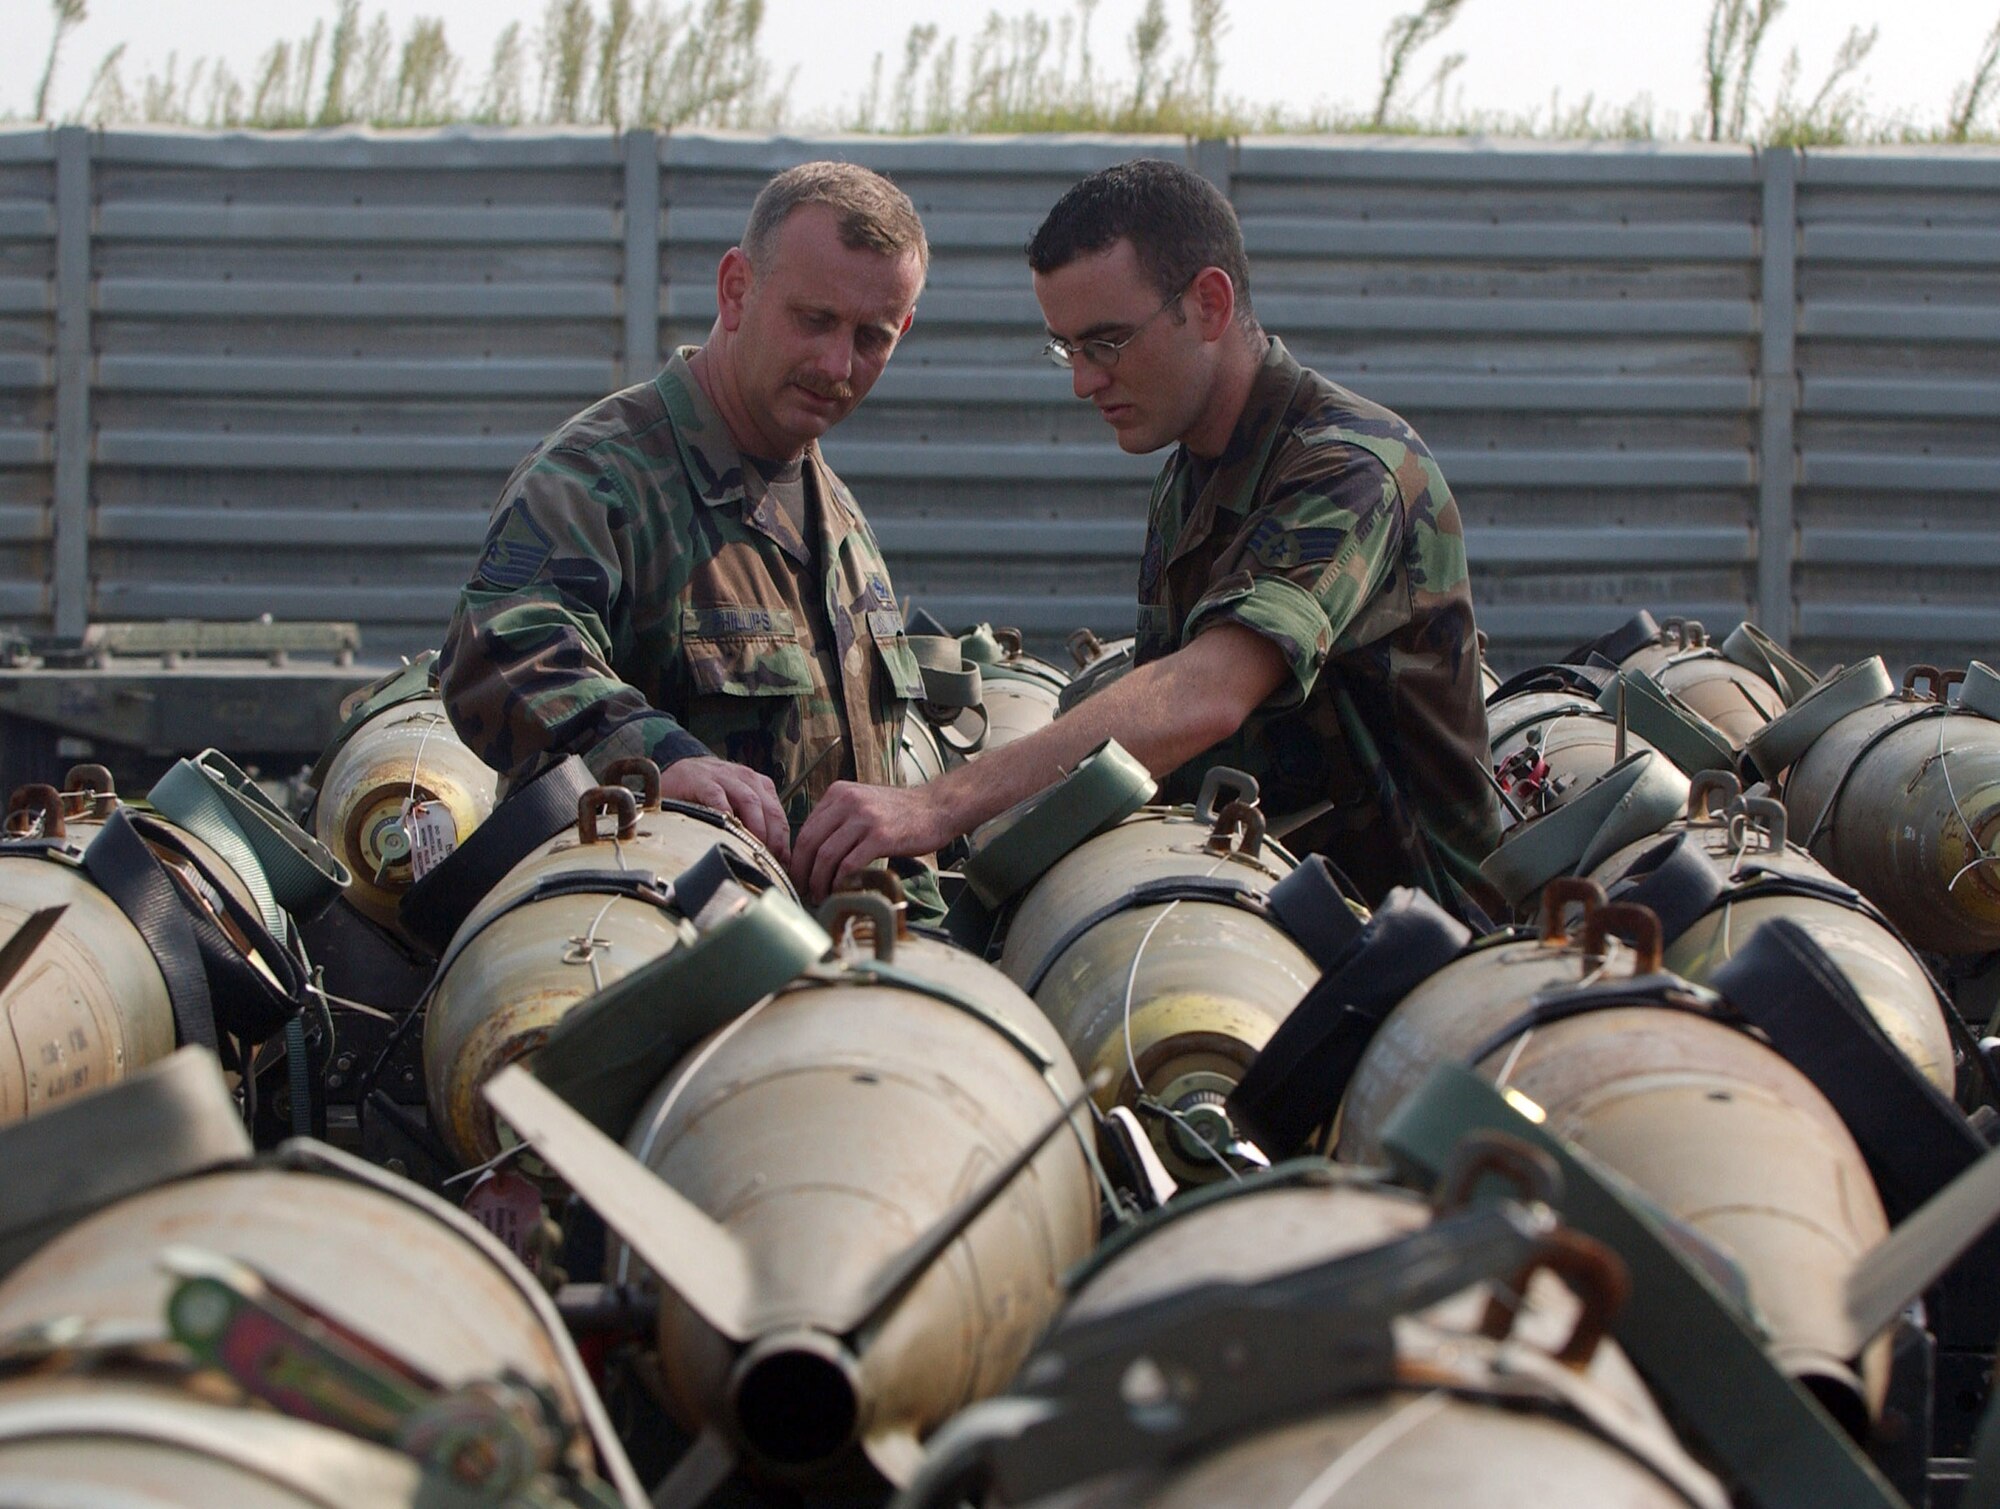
[1041, 278, 1193, 370]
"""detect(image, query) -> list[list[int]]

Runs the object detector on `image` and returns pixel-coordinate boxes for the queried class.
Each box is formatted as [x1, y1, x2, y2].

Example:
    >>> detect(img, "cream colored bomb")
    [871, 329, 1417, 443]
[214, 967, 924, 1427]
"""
[1336, 883, 1892, 1431]
[309, 659, 499, 931]
[903, 1151, 1722, 1509]
[423, 758, 794, 1170]
[488, 885, 1097, 1498]
[1749, 658, 2000, 955]
[994, 766, 1326, 1185]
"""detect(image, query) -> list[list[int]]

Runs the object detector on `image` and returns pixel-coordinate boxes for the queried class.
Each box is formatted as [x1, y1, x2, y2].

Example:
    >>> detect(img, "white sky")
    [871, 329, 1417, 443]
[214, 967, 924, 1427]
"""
[8, 0, 2000, 135]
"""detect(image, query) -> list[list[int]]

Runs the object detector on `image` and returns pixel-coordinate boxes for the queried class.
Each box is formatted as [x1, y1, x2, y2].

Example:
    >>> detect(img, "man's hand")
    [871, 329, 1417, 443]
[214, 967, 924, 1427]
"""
[659, 755, 792, 865]
[791, 781, 954, 901]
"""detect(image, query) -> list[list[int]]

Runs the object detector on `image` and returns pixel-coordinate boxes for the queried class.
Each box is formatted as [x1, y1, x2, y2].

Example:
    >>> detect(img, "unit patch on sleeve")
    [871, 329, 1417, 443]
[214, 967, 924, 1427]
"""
[475, 501, 556, 591]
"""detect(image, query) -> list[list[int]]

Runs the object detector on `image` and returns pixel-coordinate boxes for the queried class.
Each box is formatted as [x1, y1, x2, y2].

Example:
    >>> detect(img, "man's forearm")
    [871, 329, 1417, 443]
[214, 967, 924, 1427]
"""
[925, 625, 1282, 837]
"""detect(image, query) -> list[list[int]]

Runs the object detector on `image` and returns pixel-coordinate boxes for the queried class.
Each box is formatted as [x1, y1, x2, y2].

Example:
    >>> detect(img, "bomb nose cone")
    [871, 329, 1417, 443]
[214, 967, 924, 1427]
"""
[728, 1328, 863, 1471]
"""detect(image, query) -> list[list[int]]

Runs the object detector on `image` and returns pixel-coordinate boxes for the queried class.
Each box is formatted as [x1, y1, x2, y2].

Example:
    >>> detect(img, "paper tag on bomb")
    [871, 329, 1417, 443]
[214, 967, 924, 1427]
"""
[462, 1167, 547, 1271]
[399, 799, 459, 880]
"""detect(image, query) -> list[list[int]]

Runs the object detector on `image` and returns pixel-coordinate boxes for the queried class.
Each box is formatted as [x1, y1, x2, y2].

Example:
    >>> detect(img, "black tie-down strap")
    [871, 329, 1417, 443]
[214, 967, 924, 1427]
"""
[1018, 874, 1279, 996]
[1227, 888, 1471, 1159]
[1563, 609, 1663, 669]
[1486, 660, 1617, 707]
[1709, 918, 2000, 1347]
[81, 808, 309, 1052]
[1263, 855, 1367, 969]
[1710, 919, 1986, 1224]
[1599, 833, 1729, 946]
[1460, 974, 1728, 1070]
[398, 754, 596, 954]
[78, 812, 217, 1052]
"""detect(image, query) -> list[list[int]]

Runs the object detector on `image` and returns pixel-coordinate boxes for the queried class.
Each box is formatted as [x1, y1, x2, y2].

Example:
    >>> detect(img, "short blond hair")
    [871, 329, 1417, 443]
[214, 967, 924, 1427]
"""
[742, 161, 929, 282]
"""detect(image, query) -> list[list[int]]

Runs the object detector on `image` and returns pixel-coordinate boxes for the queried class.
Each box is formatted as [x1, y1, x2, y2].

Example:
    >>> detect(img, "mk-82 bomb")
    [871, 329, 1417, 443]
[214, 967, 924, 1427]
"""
[972, 749, 1335, 1185]
[1477, 748, 1690, 921]
[1485, 667, 1666, 826]
[1746, 658, 2000, 955]
[485, 871, 1099, 1498]
[1056, 629, 1135, 714]
[308, 653, 499, 931]
[894, 1140, 1724, 1509]
[1574, 612, 1808, 750]
[1335, 882, 1891, 1427]
[961, 625, 1070, 753]
[0, 1048, 639, 1508]
[900, 625, 1074, 789]
[0, 752, 340, 1129]
[1585, 773, 1955, 1093]
[420, 757, 793, 1170]
[1486, 653, 1749, 841]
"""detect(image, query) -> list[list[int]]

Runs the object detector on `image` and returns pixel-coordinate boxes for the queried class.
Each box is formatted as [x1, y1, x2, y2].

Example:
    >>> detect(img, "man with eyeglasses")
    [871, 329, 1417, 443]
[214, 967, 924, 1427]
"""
[795, 158, 1502, 922]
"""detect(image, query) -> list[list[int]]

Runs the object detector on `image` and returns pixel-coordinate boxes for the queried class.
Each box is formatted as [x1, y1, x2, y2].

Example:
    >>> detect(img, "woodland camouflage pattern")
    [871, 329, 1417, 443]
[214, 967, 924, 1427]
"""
[440, 349, 927, 825]
[1135, 337, 1504, 917]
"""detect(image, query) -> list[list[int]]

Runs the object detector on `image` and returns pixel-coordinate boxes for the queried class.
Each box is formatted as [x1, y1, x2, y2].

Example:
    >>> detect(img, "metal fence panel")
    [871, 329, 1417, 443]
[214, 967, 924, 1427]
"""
[0, 132, 54, 628]
[1793, 146, 2000, 672]
[1232, 135, 1765, 667]
[85, 128, 626, 653]
[0, 126, 1994, 673]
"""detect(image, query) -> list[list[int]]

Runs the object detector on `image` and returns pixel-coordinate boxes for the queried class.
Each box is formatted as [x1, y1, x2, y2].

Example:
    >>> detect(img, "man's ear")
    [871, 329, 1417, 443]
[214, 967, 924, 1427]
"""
[716, 246, 753, 333]
[1189, 265, 1236, 342]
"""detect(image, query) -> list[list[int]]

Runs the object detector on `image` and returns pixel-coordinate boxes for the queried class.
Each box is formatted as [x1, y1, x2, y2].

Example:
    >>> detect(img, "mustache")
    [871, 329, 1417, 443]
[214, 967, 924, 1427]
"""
[791, 374, 856, 402]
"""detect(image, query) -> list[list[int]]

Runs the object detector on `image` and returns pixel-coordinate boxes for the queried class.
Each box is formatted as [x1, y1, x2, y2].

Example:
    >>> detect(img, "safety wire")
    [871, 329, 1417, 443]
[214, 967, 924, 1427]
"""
[562, 829, 631, 994]
[1121, 851, 1245, 1184]
[1492, 952, 1609, 1092]
[1279, 1390, 1451, 1509]
[442, 1138, 531, 1187]
[1938, 716, 2000, 893]
[403, 713, 444, 811]
[304, 978, 395, 1022]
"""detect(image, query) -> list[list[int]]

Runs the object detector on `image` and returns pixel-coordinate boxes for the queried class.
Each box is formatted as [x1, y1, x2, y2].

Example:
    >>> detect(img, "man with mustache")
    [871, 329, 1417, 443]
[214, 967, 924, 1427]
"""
[440, 162, 933, 883]
[796, 158, 1502, 922]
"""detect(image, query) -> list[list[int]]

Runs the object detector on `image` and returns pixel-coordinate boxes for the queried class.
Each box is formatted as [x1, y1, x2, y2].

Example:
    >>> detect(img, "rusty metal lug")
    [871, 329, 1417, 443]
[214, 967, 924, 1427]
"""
[1536, 877, 1606, 945]
[5, 785, 65, 840]
[1478, 1226, 1631, 1369]
[599, 757, 663, 810]
[1430, 1129, 1563, 1215]
[575, 786, 639, 844]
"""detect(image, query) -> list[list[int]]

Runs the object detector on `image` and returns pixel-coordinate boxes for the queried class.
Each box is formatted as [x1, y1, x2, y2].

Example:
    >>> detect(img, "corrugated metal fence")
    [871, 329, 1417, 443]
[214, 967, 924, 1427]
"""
[1, 126, 1996, 670]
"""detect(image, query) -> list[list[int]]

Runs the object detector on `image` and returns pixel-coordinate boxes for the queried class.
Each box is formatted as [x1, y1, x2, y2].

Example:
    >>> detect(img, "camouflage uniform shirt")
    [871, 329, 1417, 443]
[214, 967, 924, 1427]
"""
[1136, 337, 1503, 917]
[439, 349, 927, 822]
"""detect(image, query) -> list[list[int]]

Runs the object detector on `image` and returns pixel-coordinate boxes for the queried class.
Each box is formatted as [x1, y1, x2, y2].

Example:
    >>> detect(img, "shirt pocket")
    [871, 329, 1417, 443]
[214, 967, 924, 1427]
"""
[680, 606, 817, 697]
[863, 606, 926, 702]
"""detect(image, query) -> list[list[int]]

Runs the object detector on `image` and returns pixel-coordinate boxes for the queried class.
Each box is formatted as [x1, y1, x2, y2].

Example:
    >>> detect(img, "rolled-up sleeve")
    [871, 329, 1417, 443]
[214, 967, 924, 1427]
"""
[439, 449, 709, 780]
[1181, 453, 1404, 710]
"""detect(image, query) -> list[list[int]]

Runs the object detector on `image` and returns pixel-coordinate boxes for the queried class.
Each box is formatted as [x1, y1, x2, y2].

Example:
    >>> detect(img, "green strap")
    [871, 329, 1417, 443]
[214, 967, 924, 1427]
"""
[1598, 670, 1737, 774]
[1963, 661, 2000, 724]
[531, 887, 831, 1136]
[906, 635, 984, 710]
[307, 652, 440, 790]
[962, 741, 1156, 910]
[1743, 657, 1895, 782]
[1381, 1063, 1907, 1509]
[150, 750, 351, 934]
[1721, 623, 1819, 707]
[959, 624, 1007, 665]
[1481, 751, 1690, 909]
